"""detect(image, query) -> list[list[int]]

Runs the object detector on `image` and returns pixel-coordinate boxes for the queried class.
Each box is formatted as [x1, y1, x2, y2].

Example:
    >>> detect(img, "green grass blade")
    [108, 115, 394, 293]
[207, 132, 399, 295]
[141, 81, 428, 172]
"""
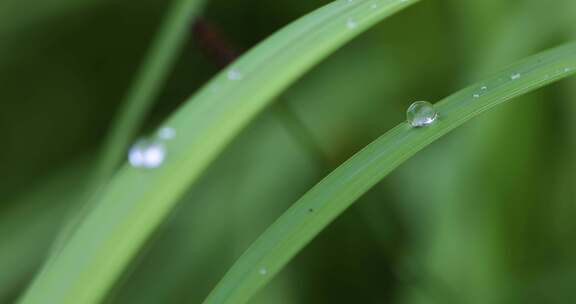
[96, 0, 205, 181]
[18, 1, 420, 303]
[203, 42, 576, 304]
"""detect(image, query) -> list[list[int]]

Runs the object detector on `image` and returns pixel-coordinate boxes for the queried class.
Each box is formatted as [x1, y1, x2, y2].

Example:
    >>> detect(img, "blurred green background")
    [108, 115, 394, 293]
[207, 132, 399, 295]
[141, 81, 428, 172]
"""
[1, 0, 576, 303]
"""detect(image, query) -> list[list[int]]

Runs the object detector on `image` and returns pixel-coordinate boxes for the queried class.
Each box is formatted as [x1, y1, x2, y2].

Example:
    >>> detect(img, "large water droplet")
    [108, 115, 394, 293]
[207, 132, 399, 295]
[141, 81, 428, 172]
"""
[406, 101, 437, 128]
[128, 140, 166, 169]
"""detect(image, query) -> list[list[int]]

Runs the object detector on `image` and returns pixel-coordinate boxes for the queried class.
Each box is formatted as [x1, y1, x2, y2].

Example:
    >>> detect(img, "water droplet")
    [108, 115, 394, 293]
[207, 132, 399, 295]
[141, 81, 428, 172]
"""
[406, 101, 438, 128]
[511, 73, 521, 80]
[158, 127, 176, 140]
[564, 67, 572, 72]
[259, 267, 268, 275]
[227, 68, 243, 81]
[473, 93, 480, 98]
[208, 83, 221, 93]
[481, 86, 488, 91]
[128, 140, 166, 169]
[346, 18, 358, 29]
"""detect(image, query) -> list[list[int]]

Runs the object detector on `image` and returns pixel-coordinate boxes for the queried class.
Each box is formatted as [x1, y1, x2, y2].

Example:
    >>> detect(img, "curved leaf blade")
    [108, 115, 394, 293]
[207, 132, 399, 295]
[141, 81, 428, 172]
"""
[203, 42, 576, 304]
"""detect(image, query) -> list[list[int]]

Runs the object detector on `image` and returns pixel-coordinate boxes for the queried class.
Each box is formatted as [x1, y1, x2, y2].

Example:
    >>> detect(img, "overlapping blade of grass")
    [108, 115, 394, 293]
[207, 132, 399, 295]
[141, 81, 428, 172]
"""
[203, 42, 576, 304]
[96, 0, 206, 181]
[47, 0, 207, 258]
[19, 1, 421, 303]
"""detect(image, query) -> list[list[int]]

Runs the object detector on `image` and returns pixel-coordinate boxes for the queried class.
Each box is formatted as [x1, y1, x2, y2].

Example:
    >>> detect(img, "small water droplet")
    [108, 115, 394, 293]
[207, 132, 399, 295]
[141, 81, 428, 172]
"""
[208, 83, 221, 93]
[259, 267, 268, 275]
[346, 18, 358, 29]
[564, 67, 572, 72]
[511, 73, 521, 80]
[481, 86, 488, 91]
[473, 93, 480, 98]
[128, 140, 166, 169]
[227, 68, 243, 80]
[158, 127, 176, 140]
[406, 101, 437, 128]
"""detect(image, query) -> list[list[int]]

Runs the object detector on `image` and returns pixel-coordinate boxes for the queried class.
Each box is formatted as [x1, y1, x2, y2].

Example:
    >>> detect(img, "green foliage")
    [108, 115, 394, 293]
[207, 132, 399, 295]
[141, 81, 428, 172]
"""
[204, 43, 576, 304]
[97, 0, 206, 181]
[1, 0, 575, 303]
[18, 1, 420, 303]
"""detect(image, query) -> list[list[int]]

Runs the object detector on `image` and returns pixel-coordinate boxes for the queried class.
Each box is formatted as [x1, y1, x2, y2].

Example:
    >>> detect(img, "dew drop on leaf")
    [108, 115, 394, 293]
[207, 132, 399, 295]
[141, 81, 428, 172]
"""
[128, 140, 166, 169]
[227, 68, 243, 81]
[158, 127, 176, 140]
[346, 18, 358, 29]
[406, 101, 438, 128]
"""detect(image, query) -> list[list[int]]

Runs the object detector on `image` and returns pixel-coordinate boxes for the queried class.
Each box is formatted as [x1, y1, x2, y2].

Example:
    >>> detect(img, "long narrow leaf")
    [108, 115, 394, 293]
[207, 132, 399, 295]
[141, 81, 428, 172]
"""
[203, 42, 576, 304]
